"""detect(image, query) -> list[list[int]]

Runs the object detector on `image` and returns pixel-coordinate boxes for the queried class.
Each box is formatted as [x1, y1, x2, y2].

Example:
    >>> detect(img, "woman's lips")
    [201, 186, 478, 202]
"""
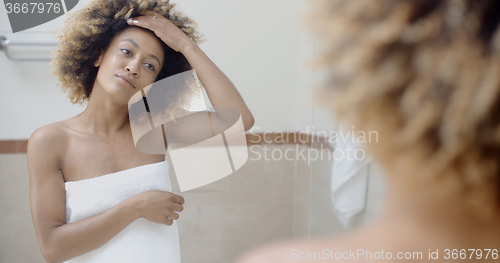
[117, 75, 136, 89]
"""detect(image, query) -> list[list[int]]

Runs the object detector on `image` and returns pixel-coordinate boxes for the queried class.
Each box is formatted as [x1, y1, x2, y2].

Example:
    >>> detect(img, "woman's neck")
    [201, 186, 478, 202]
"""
[376, 178, 500, 250]
[77, 84, 130, 137]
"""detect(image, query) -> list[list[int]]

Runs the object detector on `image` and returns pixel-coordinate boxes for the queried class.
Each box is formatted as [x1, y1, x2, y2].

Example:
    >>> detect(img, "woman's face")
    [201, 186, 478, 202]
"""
[93, 27, 165, 104]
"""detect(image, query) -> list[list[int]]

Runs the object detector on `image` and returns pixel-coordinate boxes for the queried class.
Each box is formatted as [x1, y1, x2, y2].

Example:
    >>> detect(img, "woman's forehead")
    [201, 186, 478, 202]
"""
[114, 27, 158, 43]
[111, 28, 164, 57]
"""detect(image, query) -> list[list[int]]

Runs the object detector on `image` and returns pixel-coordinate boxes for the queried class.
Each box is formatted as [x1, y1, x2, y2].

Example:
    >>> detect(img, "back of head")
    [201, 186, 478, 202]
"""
[305, 0, 500, 221]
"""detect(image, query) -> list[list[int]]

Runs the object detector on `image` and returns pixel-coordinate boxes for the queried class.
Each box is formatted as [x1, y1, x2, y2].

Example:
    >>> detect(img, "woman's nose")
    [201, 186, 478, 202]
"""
[125, 61, 140, 76]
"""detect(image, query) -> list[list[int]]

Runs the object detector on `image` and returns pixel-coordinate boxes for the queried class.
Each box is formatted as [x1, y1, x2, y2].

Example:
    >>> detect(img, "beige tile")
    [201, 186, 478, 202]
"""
[0, 154, 45, 263]
[177, 144, 309, 263]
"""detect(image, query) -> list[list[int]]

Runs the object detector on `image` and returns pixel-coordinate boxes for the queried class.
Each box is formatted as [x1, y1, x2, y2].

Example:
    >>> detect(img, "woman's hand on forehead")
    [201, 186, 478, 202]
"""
[127, 10, 195, 53]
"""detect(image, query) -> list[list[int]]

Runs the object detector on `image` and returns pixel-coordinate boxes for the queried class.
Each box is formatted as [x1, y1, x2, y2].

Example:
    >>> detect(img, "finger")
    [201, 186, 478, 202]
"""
[140, 14, 160, 21]
[127, 16, 153, 29]
[172, 203, 184, 212]
[139, 10, 160, 16]
[169, 212, 180, 220]
[136, 12, 163, 22]
[172, 194, 185, 205]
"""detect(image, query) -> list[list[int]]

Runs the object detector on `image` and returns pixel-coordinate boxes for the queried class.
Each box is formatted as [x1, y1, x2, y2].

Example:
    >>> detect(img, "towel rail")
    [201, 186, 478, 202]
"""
[0, 35, 58, 62]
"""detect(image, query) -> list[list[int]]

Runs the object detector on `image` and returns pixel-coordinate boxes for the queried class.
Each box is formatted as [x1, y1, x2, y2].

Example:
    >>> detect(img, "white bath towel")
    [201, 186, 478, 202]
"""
[64, 159, 180, 263]
[330, 125, 373, 228]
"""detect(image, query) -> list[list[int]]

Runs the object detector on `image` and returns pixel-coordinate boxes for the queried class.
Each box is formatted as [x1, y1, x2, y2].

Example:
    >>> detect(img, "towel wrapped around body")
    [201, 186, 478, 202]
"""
[63, 160, 180, 263]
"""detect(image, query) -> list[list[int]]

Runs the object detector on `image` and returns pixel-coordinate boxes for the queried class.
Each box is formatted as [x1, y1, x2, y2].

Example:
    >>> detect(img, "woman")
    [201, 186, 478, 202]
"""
[236, 0, 500, 262]
[27, 0, 254, 262]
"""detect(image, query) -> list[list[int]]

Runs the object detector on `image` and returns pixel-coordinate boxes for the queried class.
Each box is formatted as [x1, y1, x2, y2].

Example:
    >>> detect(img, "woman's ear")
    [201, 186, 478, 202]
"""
[93, 50, 104, 67]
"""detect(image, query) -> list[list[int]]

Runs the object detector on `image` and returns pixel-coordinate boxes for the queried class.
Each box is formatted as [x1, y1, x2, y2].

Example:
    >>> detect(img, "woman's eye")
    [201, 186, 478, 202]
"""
[146, 63, 155, 71]
[121, 49, 131, 55]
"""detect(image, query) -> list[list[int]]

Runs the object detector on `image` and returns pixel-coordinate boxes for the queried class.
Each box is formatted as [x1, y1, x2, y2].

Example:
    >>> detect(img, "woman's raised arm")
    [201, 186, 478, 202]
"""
[128, 10, 255, 132]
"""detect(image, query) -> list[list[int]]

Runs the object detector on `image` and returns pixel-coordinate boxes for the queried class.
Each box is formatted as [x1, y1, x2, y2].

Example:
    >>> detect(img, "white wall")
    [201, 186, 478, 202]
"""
[0, 0, 91, 140]
[0, 0, 332, 140]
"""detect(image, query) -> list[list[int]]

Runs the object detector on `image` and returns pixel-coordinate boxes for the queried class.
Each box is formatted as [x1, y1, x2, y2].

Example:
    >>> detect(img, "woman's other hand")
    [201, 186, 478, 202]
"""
[133, 190, 185, 226]
[127, 10, 195, 53]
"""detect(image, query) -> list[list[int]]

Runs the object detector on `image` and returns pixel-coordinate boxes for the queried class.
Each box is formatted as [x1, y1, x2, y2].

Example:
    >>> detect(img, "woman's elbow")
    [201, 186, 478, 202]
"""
[39, 236, 62, 263]
[41, 246, 58, 263]
[244, 115, 255, 132]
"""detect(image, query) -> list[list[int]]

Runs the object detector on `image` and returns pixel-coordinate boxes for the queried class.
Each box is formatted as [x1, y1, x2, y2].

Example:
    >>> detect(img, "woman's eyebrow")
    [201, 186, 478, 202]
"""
[121, 39, 138, 47]
[121, 39, 162, 66]
[148, 54, 161, 67]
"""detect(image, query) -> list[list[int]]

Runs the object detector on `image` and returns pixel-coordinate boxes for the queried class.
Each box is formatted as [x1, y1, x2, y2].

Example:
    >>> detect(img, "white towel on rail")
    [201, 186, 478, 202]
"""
[330, 125, 373, 228]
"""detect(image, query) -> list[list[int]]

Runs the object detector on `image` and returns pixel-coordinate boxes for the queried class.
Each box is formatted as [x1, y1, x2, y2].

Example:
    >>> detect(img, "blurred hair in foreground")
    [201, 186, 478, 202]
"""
[304, 0, 500, 222]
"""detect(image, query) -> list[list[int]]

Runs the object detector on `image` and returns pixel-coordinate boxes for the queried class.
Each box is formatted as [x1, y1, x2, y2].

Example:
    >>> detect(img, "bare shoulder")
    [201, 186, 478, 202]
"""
[29, 122, 67, 144]
[234, 237, 342, 263]
[27, 119, 77, 180]
[234, 227, 378, 263]
[28, 122, 68, 164]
